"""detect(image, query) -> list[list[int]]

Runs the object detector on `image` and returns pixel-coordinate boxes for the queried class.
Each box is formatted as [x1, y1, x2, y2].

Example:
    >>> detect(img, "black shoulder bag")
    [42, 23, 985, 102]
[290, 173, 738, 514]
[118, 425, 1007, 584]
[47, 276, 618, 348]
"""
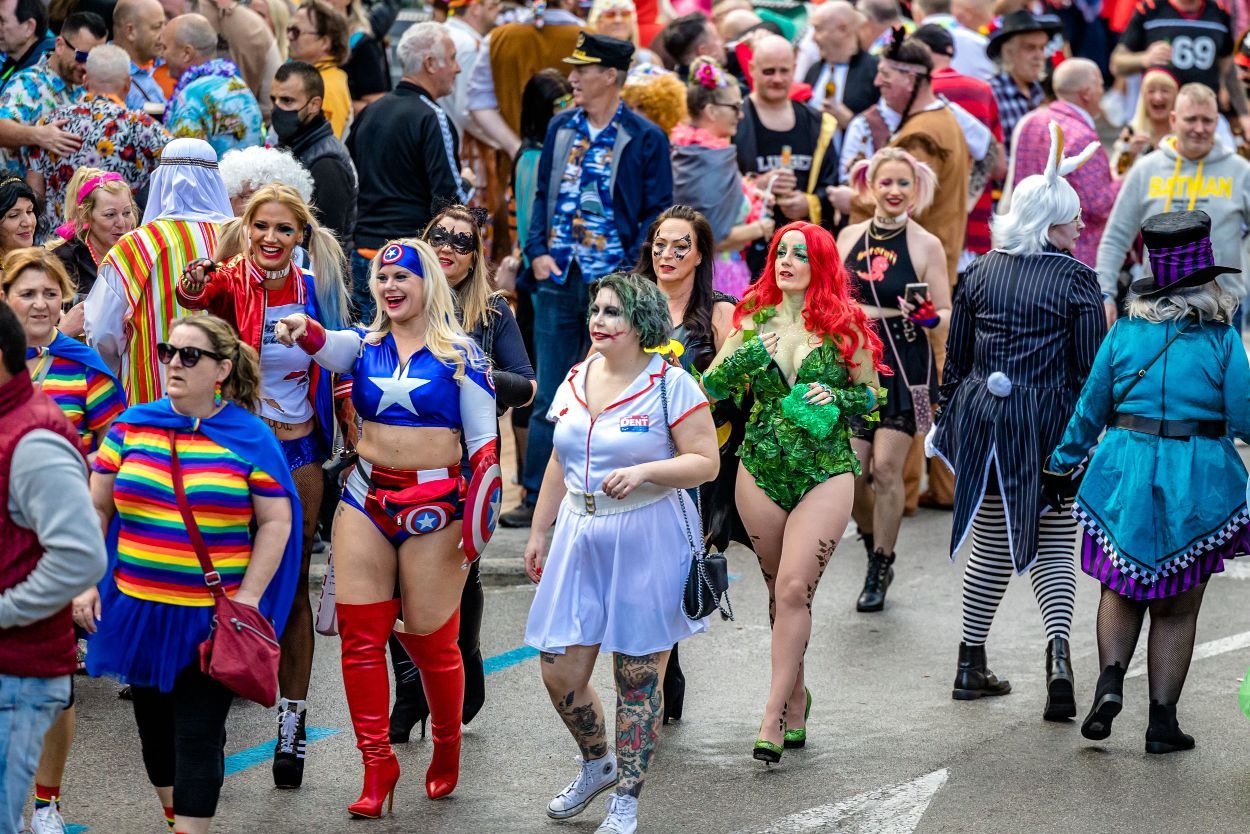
[659, 366, 734, 621]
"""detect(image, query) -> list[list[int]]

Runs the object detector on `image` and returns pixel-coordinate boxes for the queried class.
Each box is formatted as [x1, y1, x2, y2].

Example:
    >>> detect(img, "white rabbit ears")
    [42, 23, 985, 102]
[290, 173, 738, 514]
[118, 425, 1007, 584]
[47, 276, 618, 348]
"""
[1042, 120, 1099, 181]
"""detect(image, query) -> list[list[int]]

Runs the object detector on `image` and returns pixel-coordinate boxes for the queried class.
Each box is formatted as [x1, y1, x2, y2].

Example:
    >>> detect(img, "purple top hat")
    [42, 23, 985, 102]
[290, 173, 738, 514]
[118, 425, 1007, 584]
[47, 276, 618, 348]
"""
[1129, 210, 1239, 297]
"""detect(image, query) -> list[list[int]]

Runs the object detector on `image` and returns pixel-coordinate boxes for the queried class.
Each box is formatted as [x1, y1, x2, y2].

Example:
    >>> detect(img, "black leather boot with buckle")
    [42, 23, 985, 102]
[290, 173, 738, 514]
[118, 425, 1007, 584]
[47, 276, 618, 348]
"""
[856, 549, 894, 612]
[1043, 637, 1077, 721]
[952, 642, 1012, 700]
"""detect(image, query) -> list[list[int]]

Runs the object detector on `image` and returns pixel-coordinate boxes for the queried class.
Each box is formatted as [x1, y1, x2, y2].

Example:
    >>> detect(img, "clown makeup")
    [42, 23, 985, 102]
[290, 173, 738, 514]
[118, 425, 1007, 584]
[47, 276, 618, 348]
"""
[588, 286, 638, 352]
[651, 218, 700, 287]
[775, 230, 812, 293]
[248, 201, 301, 273]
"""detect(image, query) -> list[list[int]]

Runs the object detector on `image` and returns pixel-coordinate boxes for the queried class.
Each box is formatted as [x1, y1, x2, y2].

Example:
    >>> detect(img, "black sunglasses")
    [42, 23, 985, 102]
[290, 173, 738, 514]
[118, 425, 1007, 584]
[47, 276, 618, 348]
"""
[426, 225, 476, 255]
[156, 342, 226, 367]
[61, 36, 88, 64]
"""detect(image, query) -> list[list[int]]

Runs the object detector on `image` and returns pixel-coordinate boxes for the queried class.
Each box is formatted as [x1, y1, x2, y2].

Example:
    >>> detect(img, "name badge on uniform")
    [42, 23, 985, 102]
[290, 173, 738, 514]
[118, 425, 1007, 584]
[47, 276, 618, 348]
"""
[620, 415, 650, 432]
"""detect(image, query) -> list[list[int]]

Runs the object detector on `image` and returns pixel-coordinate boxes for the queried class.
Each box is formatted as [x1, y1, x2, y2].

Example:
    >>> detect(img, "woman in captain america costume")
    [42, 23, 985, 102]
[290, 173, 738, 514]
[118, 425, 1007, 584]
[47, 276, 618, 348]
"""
[275, 238, 497, 818]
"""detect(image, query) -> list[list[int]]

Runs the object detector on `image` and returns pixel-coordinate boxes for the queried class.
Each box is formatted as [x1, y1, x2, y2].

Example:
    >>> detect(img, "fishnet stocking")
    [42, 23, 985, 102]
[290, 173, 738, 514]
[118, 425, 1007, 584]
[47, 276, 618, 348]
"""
[1095, 583, 1208, 705]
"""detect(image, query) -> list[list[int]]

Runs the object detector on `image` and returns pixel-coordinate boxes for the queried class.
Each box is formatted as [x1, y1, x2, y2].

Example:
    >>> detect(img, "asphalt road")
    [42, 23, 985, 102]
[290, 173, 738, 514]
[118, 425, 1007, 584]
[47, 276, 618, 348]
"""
[42, 502, 1250, 834]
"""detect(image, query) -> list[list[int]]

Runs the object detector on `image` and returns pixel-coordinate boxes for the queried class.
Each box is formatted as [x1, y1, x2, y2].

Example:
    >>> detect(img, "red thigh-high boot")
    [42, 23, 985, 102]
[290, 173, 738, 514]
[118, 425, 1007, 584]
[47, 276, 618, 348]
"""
[394, 610, 463, 799]
[338, 599, 403, 818]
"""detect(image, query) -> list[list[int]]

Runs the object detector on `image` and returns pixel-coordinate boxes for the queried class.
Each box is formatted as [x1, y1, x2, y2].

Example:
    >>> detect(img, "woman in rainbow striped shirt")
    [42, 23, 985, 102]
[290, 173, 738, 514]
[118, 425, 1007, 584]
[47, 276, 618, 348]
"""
[72, 315, 302, 834]
[0, 247, 125, 834]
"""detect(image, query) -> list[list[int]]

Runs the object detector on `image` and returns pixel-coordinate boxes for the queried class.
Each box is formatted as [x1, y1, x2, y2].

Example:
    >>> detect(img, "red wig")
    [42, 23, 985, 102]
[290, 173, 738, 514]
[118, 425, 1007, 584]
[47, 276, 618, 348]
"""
[734, 222, 888, 374]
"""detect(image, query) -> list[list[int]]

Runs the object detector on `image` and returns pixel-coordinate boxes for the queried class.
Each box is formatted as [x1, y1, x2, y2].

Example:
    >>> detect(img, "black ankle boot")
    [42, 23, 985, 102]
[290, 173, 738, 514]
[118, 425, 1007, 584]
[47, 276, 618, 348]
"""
[856, 549, 894, 612]
[1043, 637, 1077, 721]
[1080, 663, 1125, 741]
[272, 704, 306, 789]
[389, 675, 429, 743]
[1145, 701, 1195, 754]
[952, 642, 1012, 700]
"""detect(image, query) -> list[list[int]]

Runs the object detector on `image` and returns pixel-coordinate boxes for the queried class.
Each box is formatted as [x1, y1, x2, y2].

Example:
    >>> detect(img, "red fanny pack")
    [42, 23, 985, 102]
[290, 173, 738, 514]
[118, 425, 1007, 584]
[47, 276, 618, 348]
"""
[364, 463, 463, 534]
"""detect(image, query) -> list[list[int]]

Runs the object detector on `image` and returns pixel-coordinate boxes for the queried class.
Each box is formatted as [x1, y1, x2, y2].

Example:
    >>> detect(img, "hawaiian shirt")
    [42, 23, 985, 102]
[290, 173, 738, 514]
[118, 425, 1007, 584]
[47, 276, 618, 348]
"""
[125, 58, 167, 111]
[165, 60, 263, 158]
[28, 94, 170, 230]
[547, 104, 625, 284]
[0, 53, 83, 175]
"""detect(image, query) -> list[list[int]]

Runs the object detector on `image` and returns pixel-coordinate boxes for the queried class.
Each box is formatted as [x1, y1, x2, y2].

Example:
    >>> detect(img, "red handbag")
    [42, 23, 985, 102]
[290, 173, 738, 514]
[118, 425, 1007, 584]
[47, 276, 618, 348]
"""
[167, 430, 281, 707]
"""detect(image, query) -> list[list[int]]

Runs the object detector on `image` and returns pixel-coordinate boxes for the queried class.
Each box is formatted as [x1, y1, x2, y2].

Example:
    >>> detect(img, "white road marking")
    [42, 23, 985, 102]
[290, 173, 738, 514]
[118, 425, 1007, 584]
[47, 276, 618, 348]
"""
[1219, 561, 1250, 580]
[1126, 629, 1250, 679]
[731, 768, 948, 834]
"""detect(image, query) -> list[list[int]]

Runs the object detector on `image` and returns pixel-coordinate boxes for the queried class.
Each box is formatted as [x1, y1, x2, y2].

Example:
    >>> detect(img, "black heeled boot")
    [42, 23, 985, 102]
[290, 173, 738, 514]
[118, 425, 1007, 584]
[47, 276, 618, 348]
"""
[1080, 663, 1125, 741]
[856, 549, 894, 612]
[952, 642, 1012, 700]
[663, 643, 685, 723]
[388, 632, 428, 743]
[859, 531, 875, 557]
[1043, 637, 1077, 721]
[1145, 701, 1195, 754]
[460, 561, 487, 725]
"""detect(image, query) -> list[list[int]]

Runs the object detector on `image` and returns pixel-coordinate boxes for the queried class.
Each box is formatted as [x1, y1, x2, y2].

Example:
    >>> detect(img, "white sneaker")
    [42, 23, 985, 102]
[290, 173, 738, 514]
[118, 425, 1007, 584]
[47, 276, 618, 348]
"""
[546, 754, 617, 819]
[29, 804, 67, 834]
[596, 794, 638, 834]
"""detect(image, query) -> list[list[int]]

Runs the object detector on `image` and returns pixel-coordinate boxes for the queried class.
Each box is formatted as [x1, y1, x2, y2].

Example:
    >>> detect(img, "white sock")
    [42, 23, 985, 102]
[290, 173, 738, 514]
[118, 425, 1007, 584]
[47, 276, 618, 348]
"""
[279, 697, 306, 712]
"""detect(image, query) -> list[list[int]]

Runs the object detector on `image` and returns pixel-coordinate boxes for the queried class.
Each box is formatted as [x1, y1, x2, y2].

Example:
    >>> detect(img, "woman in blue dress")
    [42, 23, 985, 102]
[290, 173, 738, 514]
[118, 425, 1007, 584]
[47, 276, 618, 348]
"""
[1048, 209, 1250, 753]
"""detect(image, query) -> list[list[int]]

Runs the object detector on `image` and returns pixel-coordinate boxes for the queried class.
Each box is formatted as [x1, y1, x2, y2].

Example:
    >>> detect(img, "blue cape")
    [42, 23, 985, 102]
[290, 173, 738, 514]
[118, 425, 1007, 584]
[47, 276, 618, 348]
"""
[109, 399, 303, 636]
[32, 332, 125, 396]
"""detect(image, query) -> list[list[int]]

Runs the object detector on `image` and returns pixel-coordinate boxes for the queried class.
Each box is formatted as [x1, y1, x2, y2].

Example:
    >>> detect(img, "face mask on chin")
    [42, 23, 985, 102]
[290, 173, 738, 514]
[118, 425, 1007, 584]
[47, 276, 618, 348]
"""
[270, 105, 306, 142]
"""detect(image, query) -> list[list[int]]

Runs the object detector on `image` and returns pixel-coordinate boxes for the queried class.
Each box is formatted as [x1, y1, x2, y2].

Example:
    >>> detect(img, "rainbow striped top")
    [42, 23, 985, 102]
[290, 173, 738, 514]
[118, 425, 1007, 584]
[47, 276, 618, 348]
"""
[28, 348, 124, 453]
[93, 422, 285, 606]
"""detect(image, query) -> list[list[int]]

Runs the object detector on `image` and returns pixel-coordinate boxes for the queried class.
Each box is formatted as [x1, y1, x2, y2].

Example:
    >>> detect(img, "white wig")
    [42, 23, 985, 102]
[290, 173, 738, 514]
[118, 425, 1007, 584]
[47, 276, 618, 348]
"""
[991, 121, 1099, 256]
[218, 146, 315, 204]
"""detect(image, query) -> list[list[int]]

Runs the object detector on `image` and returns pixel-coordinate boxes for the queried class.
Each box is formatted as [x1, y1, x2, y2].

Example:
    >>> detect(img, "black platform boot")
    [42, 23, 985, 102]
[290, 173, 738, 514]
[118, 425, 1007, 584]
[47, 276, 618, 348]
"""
[272, 700, 306, 788]
[1043, 637, 1077, 721]
[1145, 701, 1195, 754]
[1080, 663, 1125, 741]
[952, 642, 1012, 700]
[856, 549, 894, 612]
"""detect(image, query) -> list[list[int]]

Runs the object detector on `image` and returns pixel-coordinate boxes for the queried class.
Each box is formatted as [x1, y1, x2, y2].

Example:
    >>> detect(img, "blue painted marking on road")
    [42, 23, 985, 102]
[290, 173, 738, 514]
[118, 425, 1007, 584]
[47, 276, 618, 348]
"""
[224, 726, 340, 776]
[67, 825, 88, 833]
[484, 645, 539, 675]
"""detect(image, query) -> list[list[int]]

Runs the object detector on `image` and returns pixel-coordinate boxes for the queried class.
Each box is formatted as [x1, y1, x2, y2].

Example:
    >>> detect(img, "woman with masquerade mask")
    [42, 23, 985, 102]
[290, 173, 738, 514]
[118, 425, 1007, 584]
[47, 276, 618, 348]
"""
[176, 183, 349, 789]
[702, 221, 886, 763]
[386, 205, 535, 744]
[836, 147, 948, 614]
[275, 238, 498, 816]
[930, 122, 1106, 721]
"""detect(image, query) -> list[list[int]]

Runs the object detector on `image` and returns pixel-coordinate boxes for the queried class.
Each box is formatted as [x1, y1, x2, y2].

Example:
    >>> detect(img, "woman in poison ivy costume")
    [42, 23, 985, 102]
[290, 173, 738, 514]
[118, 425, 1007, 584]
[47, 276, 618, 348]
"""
[702, 221, 887, 764]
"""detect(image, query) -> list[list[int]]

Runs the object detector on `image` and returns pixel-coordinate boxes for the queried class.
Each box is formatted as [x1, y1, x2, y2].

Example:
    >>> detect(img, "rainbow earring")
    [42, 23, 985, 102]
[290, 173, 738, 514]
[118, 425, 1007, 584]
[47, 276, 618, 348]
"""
[214, 382, 223, 406]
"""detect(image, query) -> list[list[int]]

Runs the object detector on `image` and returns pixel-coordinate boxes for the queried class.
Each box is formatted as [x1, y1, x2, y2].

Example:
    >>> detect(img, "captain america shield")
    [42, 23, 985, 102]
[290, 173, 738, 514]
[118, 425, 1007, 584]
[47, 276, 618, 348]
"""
[463, 461, 503, 562]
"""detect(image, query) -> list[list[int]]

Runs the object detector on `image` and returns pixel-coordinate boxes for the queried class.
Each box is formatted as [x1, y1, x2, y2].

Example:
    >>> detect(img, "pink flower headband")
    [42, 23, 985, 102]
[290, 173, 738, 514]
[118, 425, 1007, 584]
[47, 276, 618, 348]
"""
[693, 60, 729, 90]
[56, 172, 125, 241]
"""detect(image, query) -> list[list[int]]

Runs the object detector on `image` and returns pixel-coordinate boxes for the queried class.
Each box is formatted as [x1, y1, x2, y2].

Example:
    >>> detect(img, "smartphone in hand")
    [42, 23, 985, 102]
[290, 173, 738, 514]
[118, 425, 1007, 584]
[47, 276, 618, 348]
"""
[903, 282, 930, 309]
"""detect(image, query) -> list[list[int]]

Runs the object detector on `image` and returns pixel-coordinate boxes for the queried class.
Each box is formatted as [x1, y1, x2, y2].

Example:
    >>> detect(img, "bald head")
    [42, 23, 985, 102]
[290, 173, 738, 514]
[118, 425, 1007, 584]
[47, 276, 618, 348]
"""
[113, 0, 166, 63]
[720, 8, 761, 41]
[750, 35, 795, 104]
[161, 13, 217, 80]
[1052, 57, 1103, 116]
[811, 1, 861, 64]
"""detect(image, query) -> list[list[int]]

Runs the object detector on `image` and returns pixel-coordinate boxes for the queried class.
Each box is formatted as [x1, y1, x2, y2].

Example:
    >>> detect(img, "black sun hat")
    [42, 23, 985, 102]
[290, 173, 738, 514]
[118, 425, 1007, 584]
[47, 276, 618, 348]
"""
[986, 10, 1063, 61]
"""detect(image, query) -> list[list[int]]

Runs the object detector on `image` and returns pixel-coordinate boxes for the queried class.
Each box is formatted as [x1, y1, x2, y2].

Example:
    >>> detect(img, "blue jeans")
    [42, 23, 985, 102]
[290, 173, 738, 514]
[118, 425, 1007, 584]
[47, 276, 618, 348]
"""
[350, 250, 375, 324]
[0, 674, 70, 831]
[522, 273, 592, 505]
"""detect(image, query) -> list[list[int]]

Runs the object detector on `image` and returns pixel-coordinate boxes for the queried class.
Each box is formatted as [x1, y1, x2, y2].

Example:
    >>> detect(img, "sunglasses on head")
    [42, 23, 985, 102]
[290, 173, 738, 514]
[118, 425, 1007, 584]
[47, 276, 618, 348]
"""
[426, 225, 476, 255]
[156, 343, 226, 367]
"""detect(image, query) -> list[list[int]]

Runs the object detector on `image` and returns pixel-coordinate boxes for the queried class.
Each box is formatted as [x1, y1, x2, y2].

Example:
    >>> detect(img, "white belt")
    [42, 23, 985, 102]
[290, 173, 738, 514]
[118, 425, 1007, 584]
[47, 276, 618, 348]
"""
[564, 486, 668, 516]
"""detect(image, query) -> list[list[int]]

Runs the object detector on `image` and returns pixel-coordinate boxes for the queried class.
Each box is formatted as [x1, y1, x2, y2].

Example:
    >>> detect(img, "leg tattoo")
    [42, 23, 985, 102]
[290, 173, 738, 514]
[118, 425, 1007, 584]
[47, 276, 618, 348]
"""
[614, 653, 664, 798]
[555, 690, 608, 760]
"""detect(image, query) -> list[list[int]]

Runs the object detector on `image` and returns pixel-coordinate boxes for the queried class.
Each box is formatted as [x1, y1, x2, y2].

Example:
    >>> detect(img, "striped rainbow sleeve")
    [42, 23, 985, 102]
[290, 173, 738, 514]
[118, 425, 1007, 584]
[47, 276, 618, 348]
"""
[84, 367, 126, 434]
[93, 422, 127, 474]
[248, 467, 286, 499]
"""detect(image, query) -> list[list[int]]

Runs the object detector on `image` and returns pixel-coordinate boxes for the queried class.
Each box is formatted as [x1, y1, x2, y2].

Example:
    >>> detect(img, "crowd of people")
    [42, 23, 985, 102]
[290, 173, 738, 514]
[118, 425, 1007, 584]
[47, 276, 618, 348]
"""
[4, 0, 1250, 830]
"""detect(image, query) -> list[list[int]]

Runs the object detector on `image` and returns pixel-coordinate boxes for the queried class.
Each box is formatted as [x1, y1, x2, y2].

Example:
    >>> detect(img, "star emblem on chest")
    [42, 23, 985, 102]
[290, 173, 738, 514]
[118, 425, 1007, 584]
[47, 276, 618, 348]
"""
[370, 364, 430, 415]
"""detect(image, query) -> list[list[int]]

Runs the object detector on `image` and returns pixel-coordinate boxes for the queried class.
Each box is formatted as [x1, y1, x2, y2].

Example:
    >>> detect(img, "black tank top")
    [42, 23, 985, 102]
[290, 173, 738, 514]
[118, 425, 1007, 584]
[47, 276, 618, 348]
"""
[845, 223, 917, 311]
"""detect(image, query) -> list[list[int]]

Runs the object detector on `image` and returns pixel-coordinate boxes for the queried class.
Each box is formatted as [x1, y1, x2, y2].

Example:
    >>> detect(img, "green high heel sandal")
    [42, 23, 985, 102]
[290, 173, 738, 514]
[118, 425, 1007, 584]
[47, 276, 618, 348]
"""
[784, 688, 812, 749]
[753, 738, 783, 764]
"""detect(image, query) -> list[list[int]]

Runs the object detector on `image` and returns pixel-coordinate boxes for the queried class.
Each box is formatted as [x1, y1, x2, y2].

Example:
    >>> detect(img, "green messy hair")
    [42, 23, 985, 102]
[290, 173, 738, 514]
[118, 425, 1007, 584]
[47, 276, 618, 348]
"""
[589, 271, 671, 350]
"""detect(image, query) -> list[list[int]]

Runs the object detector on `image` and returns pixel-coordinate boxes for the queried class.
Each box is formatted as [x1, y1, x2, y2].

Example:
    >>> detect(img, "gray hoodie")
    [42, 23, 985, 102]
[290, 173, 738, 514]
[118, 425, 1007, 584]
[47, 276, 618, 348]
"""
[1095, 137, 1250, 298]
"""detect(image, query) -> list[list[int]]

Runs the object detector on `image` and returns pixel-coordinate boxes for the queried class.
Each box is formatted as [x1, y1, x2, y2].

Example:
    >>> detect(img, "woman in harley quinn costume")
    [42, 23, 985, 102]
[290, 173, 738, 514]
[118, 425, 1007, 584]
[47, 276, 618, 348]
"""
[275, 238, 497, 818]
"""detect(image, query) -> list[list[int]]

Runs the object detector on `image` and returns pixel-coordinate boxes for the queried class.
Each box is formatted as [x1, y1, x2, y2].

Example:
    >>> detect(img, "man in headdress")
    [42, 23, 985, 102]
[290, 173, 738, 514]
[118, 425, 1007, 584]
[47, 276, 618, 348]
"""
[83, 138, 232, 404]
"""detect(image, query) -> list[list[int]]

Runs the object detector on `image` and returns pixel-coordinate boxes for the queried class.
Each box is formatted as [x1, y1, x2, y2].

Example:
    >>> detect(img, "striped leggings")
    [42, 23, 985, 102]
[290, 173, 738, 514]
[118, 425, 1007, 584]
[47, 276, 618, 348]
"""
[962, 494, 1078, 646]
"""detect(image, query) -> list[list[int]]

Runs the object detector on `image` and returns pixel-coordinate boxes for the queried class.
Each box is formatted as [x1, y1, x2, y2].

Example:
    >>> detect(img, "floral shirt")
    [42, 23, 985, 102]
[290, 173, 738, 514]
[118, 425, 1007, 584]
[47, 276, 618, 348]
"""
[0, 54, 83, 176]
[547, 103, 625, 284]
[165, 60, 263, 158]
[28, 94, 170, 231]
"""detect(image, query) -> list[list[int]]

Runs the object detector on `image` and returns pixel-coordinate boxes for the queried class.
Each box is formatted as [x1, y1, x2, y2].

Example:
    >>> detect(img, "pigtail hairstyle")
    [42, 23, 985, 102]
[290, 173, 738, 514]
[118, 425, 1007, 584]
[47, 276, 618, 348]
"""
[734, 222, 888, 373]
[367, 237, 486, 380]
[849, 147, 937, 215]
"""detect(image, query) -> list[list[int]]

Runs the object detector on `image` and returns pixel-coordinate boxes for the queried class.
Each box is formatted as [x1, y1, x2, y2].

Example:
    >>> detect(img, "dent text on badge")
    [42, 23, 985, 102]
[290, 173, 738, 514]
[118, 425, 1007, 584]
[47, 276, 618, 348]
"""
[620, 415, 650, 432]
